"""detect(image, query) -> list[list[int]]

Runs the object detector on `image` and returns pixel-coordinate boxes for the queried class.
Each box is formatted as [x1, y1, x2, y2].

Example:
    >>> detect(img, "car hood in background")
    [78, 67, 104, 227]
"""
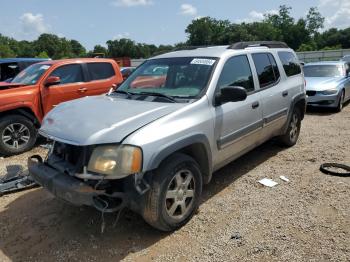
[305, 77, 345, 91]
[0, 82, 27, 90]
[40, 95, 185, 145]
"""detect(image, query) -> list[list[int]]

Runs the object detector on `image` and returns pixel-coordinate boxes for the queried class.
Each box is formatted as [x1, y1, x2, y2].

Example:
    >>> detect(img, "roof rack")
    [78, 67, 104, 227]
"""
[172, 45, 218, 51]
[228, 41, 289, 50]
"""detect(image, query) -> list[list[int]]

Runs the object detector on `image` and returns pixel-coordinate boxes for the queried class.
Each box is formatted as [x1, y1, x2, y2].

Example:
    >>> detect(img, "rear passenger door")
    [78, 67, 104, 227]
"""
[41, 63, 87, 114]
[83, 62, 118, 96]
[214, 55, 263, 165]
[251, 52, 290, 139]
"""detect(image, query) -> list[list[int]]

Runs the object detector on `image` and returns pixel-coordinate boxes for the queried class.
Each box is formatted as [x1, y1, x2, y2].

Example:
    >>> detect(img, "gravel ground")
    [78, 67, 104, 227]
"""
[0, 105, 349, 262]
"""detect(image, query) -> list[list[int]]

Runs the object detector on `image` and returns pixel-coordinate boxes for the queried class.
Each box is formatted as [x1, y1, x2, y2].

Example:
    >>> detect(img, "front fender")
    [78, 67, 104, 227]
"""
[145, 133, 213, 183]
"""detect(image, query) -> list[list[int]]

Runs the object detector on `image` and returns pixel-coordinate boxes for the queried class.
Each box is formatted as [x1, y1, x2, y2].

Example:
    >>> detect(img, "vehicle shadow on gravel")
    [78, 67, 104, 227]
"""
[201, 140, 284, 204]
[0, 140, 285, 261]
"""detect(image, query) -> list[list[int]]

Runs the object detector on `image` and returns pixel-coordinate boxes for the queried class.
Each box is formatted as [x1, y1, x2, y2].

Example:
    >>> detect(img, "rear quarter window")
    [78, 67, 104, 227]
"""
[87, 62, 115, 81]
[252, 53, 280, 88]
[278, 51, 301, 77]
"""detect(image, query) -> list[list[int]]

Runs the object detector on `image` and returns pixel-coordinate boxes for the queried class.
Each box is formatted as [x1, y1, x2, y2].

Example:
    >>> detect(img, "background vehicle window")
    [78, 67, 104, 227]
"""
[87, 62, 115, 81]
[217, 55, 254, 92]
[252, 53, 279, 88]
[49, 64, 84, 84]
[278, 51, 301, 77]
[303, 65, 344, 77]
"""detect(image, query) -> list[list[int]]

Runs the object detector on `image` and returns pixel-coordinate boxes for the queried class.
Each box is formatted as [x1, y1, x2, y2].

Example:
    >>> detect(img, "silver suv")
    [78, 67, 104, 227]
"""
[29, 42, 306, 231]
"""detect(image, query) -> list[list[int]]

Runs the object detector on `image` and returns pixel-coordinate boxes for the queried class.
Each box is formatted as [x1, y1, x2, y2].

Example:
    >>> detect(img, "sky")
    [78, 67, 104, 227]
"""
[0, 0, 349, 50]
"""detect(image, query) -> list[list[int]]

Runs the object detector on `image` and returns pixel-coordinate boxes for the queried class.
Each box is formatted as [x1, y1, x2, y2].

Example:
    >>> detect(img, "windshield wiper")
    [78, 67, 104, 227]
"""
[137, 92, 177, 103]
[112, 90, 136, 97]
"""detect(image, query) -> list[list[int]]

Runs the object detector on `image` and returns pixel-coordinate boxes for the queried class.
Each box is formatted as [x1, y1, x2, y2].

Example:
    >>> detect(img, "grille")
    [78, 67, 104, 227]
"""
[51, 142, 92, 173]
[306, 90, 316, 96]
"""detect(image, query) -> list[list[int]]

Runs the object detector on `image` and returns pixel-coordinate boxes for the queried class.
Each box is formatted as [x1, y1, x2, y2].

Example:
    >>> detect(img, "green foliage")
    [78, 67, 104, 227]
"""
[185, 5, 338, 52]
[35, 51, 49, 58]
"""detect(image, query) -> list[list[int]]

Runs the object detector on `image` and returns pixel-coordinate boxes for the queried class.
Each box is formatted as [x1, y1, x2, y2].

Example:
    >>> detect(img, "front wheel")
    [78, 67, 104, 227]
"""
[278, 108, 301, 147]
[336, 90, 345, 112]
[0, 115, 37, 156]
[142, 153, 203, 231]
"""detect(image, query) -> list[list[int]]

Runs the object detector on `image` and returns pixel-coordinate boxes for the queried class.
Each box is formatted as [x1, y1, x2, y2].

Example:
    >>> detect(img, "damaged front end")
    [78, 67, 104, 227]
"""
[28, 142, 149, 213]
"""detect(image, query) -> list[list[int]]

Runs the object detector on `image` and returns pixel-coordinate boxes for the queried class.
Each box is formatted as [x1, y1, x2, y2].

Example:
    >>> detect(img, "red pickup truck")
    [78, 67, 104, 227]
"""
[0, 58, 123, 155]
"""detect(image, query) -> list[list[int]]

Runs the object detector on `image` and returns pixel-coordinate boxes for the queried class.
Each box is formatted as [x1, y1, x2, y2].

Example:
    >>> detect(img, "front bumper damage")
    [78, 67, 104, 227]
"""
[28, 155, 128, 212]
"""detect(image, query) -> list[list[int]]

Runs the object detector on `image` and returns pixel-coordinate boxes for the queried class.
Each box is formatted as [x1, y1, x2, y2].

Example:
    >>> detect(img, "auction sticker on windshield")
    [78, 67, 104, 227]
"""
[190, 58, 216, 66]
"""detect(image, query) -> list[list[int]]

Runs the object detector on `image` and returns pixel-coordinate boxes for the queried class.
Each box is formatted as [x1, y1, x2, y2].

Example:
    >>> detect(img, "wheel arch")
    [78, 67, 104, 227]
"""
[0, 107, 40, 128]
[146, 134, 213, 184]
[282, 93, 306, 134]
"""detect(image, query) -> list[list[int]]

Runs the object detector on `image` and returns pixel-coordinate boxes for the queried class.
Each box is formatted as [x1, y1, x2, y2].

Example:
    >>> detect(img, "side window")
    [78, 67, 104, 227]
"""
[252, 53, 279, 88]
[49, 64, 84, 85]
[278, 51, 301, 77]
[87, 62, 115, 81]
[268, 53, 280, 80]
[217, 55, 254, 92]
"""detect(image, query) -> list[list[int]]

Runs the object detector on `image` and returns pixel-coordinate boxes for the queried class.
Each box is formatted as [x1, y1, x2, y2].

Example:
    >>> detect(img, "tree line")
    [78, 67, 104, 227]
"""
[1, 5, 350, 59]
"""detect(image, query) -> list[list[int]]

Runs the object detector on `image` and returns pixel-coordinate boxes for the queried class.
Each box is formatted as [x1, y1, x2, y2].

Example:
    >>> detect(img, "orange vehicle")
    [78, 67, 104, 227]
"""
[0, 58, 123, 155]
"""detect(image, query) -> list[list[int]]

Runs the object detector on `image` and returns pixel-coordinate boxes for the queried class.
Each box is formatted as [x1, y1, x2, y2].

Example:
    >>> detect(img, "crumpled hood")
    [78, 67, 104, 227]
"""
[305, 77, 344, 91]
[40, 95, 184, 145]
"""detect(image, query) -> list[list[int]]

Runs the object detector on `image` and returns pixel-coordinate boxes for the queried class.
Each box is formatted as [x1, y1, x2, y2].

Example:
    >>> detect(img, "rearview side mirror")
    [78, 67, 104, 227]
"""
[44, 76, 61, 87]
[215, 86, 247, 106]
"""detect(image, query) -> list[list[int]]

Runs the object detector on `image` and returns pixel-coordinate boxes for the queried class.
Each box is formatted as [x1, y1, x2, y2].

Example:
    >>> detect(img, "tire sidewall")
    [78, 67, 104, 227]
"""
[0, 115, 37, 156]
[159, 160, 202, 228]
[147, 154, 203, 231]
[337, 90, 345, 112]
[288, 109, 301, 145]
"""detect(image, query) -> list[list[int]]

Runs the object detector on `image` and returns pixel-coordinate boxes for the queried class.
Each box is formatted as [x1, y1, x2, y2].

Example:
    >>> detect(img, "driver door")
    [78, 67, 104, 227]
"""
[41, 63, 87, 114]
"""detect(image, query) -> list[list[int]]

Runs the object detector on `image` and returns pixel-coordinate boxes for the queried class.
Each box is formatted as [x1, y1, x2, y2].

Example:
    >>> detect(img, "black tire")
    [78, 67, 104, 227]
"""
[0, 115, 37, 156]
[142, 153, 203, 231]
[336, 90, 345, 113]
[278, 108, 301, 147]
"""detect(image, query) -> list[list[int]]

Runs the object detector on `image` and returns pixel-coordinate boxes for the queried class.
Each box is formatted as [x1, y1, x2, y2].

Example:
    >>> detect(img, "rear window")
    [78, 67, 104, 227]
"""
[87, 62, 115, 81]
[278, 52, 301, 77]
[252, 53, 280, 88]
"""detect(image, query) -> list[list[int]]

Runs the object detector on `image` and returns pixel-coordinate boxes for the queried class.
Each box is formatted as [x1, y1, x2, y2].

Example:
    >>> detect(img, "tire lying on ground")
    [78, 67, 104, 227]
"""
[320, 163, 350, 177]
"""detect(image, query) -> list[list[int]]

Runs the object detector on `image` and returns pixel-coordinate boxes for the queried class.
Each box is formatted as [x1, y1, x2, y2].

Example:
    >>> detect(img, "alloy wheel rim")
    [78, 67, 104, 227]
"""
[289, 113, 299, 141]
[165, 169, 195, 220]
[1, 123, 30, 149]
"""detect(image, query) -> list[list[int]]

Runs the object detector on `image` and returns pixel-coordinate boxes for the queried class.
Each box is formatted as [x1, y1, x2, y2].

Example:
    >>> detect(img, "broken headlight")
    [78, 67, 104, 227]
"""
[87, 145, 142, 178]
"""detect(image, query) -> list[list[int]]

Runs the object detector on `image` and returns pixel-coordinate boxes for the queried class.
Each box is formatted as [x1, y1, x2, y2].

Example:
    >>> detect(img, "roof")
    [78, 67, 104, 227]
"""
[152, 44, 293, 59]
[304, 61, 347, 66]
[153, 46, 230, 59]
[35, 58, 116, 65]
[0, 58, 50, 64]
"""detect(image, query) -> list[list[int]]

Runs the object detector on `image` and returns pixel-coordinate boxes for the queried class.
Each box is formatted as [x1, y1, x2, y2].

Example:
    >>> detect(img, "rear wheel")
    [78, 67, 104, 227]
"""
[278, 108, 301, 147]
[142, 153, 202, 231]
[336, 90, 345, 112]
[0, 115, 37, 156]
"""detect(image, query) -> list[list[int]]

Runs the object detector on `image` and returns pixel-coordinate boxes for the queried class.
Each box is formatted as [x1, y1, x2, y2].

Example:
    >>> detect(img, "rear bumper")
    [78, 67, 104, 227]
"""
[28, 156, 100, 206]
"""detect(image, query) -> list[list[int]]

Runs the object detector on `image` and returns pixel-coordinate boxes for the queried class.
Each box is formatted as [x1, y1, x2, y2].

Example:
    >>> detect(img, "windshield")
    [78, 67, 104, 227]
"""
[304, 65, 344, 77]
[117, 57, 217, 99]
[12, 63, 52, 85]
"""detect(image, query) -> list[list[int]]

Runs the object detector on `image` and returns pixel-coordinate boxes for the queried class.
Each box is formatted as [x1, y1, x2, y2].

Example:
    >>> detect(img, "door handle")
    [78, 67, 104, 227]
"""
[252, 101, 259, 109]
[78, 87, 87, 93]
[282, 91, 288, 97]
